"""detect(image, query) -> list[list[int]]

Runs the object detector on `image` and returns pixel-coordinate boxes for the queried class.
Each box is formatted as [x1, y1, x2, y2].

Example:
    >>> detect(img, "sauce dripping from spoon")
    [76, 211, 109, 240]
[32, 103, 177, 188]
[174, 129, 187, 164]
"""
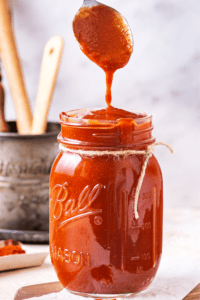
[73, 1, 133, 106]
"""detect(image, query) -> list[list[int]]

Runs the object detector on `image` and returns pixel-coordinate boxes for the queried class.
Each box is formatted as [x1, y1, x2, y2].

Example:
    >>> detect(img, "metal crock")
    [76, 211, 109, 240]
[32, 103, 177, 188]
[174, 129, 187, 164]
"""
[0, 121, 60, 231]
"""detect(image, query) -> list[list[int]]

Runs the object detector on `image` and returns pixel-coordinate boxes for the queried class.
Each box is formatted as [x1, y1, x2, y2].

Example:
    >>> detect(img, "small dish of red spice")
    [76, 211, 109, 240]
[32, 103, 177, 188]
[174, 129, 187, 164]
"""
[0, 239, 26, 256]
[0, 239, 48, 272]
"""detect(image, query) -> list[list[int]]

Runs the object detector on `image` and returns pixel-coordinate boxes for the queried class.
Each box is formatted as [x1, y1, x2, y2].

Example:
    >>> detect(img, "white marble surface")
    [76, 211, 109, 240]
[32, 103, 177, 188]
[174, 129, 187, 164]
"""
[1, 0, 200, 209]
[0, 208, 200, 300]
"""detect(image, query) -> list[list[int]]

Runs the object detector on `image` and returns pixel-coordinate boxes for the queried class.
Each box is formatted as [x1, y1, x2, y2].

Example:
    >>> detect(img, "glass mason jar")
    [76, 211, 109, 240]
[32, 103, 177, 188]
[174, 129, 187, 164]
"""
[50, 108, 163, 298]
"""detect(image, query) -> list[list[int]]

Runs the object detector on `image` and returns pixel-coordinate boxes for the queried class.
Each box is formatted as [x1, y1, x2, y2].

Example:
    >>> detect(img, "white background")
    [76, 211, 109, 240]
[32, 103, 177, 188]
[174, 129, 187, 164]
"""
[2, 0, 200, 208]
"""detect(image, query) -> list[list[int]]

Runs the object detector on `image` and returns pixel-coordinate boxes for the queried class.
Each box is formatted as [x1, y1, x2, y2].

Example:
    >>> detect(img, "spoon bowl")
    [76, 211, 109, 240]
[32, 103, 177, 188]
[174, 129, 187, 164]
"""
[73, 0, 133, 71]
[73, 0, 133, 105]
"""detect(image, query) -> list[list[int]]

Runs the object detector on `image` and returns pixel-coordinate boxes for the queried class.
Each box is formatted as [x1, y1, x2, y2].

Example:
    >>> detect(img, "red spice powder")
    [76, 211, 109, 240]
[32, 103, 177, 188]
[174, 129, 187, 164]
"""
[0, 245, 25, 256]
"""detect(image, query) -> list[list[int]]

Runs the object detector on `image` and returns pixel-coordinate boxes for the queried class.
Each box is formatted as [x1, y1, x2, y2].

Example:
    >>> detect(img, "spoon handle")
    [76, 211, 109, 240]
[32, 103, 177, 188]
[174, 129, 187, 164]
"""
[31, 36, 64, 134]
[0, 72, 9, 132]
[83, 0, 99, 7]
[0, 0, 32, 134]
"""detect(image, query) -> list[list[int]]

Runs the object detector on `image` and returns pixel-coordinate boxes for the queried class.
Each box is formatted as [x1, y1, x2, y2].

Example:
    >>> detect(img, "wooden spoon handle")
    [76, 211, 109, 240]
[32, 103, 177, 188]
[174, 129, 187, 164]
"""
[0, 73, 9, 132]
[0, 0, 32, 134]
[31, 36, 64, 134]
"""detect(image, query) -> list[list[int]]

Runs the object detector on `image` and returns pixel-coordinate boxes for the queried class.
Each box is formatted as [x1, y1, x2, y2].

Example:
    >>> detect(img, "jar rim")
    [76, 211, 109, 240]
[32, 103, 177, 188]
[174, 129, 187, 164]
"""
[58, 108, 155, 150]
[60, 108, 152, 127]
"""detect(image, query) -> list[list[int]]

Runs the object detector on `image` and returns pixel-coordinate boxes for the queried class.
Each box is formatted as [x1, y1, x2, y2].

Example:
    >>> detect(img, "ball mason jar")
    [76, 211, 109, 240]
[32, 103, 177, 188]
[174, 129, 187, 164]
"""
[50, 108, 163, 298]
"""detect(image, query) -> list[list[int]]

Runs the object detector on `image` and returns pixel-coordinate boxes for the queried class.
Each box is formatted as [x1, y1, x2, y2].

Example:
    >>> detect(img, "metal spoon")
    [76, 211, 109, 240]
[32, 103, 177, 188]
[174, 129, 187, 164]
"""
[81, 0, 99, 7]
[73, 0, 133, 69]
[73, 0, 133, 105]
[79, 0, 133, 48]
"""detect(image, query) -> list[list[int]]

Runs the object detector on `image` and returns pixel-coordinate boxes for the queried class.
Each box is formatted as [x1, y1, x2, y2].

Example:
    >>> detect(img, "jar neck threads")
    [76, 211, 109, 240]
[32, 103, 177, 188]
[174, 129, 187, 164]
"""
[59, 108, 155, 150]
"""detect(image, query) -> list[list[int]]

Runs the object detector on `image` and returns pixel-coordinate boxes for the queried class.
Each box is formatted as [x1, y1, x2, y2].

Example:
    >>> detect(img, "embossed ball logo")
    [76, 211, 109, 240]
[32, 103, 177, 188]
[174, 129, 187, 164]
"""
[51, 183, 104, 229]
[94, 215, 103, 225]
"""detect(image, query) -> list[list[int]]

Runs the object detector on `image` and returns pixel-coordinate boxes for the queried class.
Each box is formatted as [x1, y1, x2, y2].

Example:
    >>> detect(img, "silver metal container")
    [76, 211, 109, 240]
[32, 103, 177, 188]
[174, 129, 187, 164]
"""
[0, 122, 60, 231]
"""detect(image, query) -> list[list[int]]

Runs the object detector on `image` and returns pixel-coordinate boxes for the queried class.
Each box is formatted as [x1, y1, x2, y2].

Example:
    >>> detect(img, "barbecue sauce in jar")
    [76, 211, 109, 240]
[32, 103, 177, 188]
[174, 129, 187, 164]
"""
[50, 3, 163, 298]
[50, 108, 163, 297]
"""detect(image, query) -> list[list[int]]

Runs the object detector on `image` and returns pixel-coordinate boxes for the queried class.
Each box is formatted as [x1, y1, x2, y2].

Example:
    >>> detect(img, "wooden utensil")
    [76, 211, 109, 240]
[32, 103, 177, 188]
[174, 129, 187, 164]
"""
[31, 36, 64, 134]
[182, 283, 200, 300]
[0, 72, 9, 132]
[14, 281, 62, 300]
[0, 0, 32, 134]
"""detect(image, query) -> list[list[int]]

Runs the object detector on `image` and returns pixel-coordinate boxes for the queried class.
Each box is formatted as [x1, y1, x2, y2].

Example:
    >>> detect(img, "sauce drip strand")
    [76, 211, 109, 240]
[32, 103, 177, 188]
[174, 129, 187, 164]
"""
[73, 4, 133, 106]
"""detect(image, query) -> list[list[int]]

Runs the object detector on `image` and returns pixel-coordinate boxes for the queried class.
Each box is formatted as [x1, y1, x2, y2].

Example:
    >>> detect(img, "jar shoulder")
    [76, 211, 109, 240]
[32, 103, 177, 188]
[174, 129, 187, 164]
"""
[149, 154, 163, 180]
[50, 151, 163, 182]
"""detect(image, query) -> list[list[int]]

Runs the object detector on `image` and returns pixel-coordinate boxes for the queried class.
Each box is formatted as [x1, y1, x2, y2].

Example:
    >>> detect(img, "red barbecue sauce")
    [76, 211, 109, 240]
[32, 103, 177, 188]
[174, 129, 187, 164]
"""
[50, 3, 163, 297]
[73, 4, 133, 106]
[50, 108, 163, 296]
